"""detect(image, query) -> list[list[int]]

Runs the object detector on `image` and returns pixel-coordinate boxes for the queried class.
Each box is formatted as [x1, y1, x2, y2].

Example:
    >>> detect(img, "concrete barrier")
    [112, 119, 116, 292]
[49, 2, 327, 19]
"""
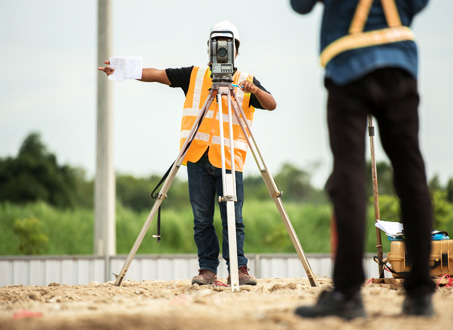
[0, 253, 381, 286]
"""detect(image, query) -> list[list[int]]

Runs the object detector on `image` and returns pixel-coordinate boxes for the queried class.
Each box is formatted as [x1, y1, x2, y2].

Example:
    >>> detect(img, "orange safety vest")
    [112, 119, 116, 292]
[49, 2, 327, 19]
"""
[320, 0, 415, 67]
[180, 67, 255, 172]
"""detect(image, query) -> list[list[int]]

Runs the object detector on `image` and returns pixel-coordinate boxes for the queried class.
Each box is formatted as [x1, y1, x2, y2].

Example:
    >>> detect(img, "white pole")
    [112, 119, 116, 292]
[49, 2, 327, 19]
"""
[95, 0, 115, 256]
[218, 88, 239, 291]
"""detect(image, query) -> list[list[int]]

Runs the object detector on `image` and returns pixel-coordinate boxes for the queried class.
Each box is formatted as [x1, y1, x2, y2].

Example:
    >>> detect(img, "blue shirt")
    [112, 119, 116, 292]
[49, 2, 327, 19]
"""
[290, 0, 429, 85]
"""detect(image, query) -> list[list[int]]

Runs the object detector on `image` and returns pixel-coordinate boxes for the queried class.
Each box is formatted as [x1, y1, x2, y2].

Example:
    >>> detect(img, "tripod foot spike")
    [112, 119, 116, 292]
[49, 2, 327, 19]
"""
[113, 273, 124, 286]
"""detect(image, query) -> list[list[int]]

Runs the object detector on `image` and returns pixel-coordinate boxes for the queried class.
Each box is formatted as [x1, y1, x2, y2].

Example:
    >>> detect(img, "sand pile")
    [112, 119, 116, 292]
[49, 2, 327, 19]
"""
[0, 277, 452, 329]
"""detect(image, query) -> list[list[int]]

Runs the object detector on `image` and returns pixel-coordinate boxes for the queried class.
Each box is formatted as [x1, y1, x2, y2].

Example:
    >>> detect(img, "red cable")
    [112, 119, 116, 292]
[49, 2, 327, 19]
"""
[436, 274, 452, 287]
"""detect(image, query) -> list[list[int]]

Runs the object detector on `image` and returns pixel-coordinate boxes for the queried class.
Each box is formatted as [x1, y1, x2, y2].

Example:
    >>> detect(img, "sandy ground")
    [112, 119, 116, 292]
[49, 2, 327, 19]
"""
[0, 276, 452, 330]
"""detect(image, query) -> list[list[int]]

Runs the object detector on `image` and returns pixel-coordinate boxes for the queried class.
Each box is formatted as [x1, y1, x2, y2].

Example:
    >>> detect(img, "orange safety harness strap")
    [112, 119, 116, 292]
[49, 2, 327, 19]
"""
[320, 0, 414, 67]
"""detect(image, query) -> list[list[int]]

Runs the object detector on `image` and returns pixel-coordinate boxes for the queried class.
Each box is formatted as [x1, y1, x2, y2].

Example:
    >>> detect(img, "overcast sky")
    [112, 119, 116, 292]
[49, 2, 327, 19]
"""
[0, 0, 451, 188]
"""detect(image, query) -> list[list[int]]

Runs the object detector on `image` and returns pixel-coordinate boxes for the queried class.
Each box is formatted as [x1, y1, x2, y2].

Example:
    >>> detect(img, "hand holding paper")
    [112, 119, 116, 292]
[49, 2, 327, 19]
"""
[108, 56, 143, 81]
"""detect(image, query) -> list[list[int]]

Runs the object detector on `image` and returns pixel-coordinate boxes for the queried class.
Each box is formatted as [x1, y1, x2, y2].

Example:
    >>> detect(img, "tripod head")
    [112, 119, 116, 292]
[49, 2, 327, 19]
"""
[208, 30, 236, 83]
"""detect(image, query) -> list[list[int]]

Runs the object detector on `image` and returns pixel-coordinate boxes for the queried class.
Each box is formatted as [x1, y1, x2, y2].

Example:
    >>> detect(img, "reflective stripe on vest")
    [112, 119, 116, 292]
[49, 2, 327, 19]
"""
[320, 0, 415, 67]
[180, 67, 255, 171]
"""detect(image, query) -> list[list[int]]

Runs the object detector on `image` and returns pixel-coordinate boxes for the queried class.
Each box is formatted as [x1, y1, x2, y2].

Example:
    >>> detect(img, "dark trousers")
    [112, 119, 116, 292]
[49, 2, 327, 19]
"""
[325, 68, 435, 297]
[187, 155, 247, 274]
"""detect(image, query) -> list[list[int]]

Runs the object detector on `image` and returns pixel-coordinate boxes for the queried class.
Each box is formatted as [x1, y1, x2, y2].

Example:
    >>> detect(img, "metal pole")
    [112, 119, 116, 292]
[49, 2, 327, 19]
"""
[95, 0, 115, 256]
[218, 87, 239, 292]
[368, 116, 384, 278]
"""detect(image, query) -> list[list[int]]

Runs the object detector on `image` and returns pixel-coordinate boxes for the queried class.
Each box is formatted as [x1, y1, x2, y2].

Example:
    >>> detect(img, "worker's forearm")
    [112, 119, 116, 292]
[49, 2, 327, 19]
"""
[254, 89, 277, 111]
[139, 68, 171, 85]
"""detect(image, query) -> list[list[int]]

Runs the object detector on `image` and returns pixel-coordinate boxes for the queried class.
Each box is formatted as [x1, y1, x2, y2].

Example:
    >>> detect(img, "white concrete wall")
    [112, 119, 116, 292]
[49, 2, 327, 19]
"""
[0, 254, 382, 287]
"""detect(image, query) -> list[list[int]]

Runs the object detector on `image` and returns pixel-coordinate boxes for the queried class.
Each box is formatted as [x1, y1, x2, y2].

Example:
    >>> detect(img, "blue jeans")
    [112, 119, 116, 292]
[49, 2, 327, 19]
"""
[187, 154, 248, 274]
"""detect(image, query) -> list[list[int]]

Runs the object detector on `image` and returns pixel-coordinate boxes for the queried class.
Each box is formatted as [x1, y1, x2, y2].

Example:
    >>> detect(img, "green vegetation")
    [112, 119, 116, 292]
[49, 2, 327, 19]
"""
[2, 197, 451, 256]
[0, 201, 94, 255]
[0, 200, 380, 255]
[0, 200, 331, 255]
[13, 217, 49, 255]
[0, 133, 93, 209]
[0, 132, 452, 256]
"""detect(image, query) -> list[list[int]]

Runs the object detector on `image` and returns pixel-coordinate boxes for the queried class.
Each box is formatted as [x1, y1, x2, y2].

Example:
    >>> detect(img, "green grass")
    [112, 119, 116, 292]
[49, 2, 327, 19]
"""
[0, 201, 93, 255]
[2, 200, 441, 256]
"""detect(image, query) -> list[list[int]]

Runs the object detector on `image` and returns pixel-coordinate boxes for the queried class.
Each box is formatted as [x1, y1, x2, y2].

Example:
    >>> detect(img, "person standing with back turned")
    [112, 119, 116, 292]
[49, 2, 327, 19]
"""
[99, 21, 276, 286]
[290, 0, 435, 319]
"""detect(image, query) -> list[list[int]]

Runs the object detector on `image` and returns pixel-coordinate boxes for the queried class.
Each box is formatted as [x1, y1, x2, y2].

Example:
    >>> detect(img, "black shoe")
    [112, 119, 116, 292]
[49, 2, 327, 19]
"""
[402, 294, 434, 317]
[294, 290, 367, 320]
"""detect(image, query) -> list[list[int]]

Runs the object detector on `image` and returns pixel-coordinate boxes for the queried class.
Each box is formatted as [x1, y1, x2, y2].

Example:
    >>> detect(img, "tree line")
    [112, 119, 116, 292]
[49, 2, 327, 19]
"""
[1, 132, 453, 216]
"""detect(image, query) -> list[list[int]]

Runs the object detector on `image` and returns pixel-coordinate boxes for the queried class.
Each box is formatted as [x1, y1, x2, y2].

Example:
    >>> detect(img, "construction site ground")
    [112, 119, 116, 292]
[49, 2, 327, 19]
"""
[1, 277, 452, 329]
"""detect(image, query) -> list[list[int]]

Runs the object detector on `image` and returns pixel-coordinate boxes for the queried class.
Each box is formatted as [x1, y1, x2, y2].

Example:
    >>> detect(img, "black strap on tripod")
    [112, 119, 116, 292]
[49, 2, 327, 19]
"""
[150, 163, 174, 243]
[149, 111, 206, 242]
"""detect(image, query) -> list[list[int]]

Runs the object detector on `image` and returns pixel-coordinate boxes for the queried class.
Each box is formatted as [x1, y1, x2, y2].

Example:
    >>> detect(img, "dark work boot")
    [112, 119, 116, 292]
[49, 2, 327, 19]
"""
[402, 294, 434, 317]
[294, 290, 367, 320]
[191, 269, 217, 285]
[227, 266, 257, 285]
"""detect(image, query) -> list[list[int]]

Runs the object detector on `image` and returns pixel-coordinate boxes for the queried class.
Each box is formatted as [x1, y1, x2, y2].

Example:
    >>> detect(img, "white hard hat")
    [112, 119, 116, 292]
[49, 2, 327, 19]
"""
[210, 20, 241, 45]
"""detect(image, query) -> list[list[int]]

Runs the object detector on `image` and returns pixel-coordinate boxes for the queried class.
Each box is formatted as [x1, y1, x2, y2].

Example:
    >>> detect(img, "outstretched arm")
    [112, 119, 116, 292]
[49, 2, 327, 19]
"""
[97, 61, 171, 85]
[139, 68, 171, 85]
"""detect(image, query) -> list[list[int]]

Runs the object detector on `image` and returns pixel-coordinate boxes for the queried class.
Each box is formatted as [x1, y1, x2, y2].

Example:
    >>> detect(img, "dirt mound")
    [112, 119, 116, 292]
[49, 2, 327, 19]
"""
[0, 277, 451, 329]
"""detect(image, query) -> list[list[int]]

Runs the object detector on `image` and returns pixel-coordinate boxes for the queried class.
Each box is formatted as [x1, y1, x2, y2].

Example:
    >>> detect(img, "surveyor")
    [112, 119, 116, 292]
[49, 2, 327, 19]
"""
[98, 20, 276, 286]
[290, 0, 435, 318]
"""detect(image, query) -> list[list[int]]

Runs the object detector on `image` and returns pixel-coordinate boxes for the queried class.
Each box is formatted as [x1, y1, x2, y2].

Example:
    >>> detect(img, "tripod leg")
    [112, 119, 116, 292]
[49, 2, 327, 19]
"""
[261, 171, 318, 287]
[114, 164, 180, 286]
[230, 91, 318, 287]
[368, 115, 384, 278]
[217, 90, 240, 291]
[225, 173, 240, 291]
[227, 93, 237, 193]
[114, 91, 217, 286]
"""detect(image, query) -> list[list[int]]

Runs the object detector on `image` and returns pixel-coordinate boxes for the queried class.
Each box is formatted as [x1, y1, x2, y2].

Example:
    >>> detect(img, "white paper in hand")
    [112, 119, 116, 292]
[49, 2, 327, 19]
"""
[108, 56, 143, 81]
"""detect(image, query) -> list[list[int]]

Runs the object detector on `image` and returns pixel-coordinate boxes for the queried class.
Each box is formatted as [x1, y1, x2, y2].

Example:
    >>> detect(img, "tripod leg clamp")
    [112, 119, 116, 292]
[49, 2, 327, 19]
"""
[219, 195, 237, 202]
[157, 193, 167, 200]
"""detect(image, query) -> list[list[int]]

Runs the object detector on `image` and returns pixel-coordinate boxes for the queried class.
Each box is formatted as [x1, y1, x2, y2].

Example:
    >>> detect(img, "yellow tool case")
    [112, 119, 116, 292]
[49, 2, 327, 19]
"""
[387, 239, 453, 278]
